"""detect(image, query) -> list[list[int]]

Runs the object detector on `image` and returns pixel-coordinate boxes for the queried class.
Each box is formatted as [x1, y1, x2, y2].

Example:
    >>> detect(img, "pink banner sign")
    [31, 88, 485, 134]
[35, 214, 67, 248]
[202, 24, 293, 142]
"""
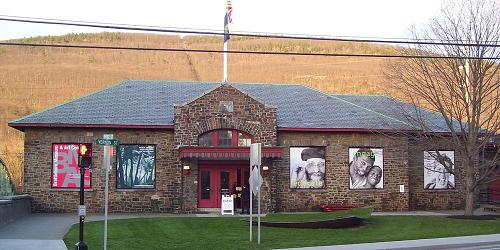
[52, 143, 91, 188]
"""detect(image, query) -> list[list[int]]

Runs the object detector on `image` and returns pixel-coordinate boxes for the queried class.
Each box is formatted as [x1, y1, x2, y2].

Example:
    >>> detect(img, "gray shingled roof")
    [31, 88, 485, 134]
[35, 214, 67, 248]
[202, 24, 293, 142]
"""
[332, 94, 451, 132]
[9, 80, 450, 132]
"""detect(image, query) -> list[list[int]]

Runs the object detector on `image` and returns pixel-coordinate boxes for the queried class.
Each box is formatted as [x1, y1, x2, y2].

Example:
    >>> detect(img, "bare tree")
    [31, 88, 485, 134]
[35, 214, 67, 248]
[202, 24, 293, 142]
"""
[388, 0, 500, 215]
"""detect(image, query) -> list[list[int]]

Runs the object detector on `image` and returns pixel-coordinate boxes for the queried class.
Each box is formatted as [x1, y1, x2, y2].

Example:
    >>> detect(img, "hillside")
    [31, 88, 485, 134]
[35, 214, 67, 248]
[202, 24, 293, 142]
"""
[0, 32, 400, 190]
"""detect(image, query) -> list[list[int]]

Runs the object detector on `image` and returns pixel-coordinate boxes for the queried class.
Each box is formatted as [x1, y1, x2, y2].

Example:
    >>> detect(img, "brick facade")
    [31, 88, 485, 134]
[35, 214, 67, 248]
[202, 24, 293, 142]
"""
[272, 132, 410, 212]
[173, 84, 277, 147]
[24, 128, 178, 213]
[21, 84, 467, 213]
[408, 137, 466, 210]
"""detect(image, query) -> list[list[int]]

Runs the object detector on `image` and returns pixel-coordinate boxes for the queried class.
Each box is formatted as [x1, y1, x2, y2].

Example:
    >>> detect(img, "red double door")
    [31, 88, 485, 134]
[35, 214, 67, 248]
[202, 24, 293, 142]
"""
[198, 161, 249, 208]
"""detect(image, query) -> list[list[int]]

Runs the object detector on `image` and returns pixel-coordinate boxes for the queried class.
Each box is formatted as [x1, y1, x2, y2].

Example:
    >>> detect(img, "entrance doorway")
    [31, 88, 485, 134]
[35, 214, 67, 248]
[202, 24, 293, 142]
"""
[198, 161, 249, 208]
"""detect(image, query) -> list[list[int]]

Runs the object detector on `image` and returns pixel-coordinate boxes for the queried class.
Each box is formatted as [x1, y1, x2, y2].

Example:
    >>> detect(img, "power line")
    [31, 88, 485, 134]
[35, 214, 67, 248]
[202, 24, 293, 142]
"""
[0, 14, 437, 42]
[1, 15, 499, 48]
[1, 42, 498, 59]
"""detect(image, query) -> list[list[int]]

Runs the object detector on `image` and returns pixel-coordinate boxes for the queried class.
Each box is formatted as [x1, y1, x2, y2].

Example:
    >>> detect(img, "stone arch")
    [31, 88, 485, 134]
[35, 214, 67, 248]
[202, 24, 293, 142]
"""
[194, 117, 260, 139]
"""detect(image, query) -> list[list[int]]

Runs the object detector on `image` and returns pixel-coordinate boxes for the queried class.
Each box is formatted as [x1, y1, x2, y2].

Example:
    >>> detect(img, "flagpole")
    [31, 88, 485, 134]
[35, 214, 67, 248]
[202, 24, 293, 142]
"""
[223, 41, 228, 82]
[223, 0, 232, 83]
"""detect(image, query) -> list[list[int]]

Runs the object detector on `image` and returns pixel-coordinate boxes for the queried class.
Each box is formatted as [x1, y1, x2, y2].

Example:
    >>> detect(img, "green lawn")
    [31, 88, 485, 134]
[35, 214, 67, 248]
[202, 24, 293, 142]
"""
[64, 211, 500, 249]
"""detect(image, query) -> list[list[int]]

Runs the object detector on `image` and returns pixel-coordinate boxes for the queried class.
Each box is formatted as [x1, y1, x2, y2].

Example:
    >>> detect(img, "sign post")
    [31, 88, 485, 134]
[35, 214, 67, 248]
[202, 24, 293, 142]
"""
[249, 143, 262, 244]
[98, 135, 118, 250]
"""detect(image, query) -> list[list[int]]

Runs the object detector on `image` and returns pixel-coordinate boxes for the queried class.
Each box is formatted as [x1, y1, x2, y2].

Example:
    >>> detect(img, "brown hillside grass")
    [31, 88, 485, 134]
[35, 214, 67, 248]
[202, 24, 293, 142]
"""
[0, 32, 399, 191]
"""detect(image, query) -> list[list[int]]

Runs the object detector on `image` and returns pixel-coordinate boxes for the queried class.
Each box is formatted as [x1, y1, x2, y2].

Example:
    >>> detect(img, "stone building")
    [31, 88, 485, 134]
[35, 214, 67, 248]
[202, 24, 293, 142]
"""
[9, 80, 467, 213]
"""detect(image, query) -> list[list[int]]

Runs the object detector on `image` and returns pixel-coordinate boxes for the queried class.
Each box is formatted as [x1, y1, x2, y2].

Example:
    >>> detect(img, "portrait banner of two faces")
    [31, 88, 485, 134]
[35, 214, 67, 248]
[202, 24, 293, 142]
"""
[349, 148, 384, 189]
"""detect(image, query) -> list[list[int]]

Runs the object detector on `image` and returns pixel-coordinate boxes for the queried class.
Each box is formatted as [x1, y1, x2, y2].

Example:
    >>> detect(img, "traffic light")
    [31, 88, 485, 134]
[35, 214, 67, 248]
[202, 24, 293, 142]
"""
[78, 143, 93, 168]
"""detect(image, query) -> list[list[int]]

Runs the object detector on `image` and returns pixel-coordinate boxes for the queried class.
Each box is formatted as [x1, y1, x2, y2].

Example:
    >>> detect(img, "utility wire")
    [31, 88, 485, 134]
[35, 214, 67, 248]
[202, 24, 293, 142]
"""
[1, 42, 498, 59]
[1, 15, 499, 47]
[0, 14, 449, 42]
[0, 14, 433, 42]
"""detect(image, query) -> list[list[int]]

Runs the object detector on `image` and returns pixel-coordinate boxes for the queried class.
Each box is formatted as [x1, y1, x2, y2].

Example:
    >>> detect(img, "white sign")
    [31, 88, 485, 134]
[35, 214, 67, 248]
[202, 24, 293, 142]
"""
[250, 143, 262, 166]
[221, 195, 234, 215]
[399, 185, 405, 193]
[249, 166, 263, 196]
[78, 205, 86, 216]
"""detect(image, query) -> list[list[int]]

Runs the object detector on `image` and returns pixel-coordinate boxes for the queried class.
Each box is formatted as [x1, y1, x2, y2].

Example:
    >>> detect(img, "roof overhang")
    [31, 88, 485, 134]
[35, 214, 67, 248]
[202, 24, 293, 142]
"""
[276, 127, 422, 133]
[178, 146, 283, 160]
[8, 123, 174, 131]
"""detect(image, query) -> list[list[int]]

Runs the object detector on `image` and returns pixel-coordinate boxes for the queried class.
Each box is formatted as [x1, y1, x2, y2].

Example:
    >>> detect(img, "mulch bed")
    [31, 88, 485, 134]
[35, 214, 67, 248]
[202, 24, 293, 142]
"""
[253, 216, 367, 229]
[446, 214, 500, 220]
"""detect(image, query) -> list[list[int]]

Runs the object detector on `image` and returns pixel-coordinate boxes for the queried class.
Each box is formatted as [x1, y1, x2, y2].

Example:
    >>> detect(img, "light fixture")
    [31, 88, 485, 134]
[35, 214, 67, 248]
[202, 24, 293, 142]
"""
[262, 165, 269, 177]
[183, 165, 191, 176]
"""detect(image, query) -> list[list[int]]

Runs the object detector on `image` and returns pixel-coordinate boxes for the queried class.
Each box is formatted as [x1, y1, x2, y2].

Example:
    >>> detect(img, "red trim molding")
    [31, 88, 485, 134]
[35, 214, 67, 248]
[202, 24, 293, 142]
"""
[8, 123, 174, 130]
[179, 146, 283, 159]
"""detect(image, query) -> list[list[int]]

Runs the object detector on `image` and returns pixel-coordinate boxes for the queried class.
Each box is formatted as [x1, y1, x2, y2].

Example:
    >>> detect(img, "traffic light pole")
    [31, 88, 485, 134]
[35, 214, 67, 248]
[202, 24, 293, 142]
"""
[75, 165, 88, 250]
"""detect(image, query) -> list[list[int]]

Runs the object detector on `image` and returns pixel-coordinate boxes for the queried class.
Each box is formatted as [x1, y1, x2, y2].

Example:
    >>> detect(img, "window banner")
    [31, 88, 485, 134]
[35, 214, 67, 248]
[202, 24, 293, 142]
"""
[349, 148, 384, 189]
[117, 144, 156, 189]
[290, 147, 326, 189]
[52, 143, 91, 188]
[424, 151, 455, 189]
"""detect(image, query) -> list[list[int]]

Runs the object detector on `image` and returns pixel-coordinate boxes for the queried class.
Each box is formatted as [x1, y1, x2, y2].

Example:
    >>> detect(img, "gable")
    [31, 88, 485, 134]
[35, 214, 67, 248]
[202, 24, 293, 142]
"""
[173, 84, 278, 146]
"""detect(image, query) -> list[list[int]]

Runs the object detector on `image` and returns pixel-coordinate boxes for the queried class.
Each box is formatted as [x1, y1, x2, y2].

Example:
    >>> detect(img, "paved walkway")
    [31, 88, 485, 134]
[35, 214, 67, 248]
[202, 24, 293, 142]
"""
[0, 210, 498, 250]
[280, 234, 500, 250]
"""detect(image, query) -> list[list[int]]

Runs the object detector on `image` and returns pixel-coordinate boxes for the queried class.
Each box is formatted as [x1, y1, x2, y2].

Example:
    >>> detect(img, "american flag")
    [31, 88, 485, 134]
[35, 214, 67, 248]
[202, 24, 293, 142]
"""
[224, 0, 233, 42]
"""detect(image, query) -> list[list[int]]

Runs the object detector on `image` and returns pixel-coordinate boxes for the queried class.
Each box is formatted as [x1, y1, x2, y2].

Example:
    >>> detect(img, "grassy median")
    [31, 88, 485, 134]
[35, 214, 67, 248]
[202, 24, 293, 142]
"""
[64, 209, 500, 249]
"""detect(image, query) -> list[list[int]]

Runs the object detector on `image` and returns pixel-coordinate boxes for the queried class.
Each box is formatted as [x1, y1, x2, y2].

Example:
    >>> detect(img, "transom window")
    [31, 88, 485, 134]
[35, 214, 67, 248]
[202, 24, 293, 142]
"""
[198, 129, 252, 147]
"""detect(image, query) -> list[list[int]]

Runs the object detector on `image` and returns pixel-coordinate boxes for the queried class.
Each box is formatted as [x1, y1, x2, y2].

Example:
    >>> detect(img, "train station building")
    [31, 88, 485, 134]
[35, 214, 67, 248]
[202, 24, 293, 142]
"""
[9, 80, 480, 213]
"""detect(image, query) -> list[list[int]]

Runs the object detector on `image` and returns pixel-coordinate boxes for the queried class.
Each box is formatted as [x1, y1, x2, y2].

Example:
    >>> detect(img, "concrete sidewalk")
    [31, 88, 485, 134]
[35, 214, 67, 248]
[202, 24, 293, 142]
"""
[0, 213, 75, 250]
[0, 239, 67, 250]
[280, 234, 500, 250]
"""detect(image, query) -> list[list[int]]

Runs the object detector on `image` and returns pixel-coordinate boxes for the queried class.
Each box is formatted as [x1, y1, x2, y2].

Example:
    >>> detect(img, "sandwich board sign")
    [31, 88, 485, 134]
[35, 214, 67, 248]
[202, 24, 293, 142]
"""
[221, 195, 234, 215]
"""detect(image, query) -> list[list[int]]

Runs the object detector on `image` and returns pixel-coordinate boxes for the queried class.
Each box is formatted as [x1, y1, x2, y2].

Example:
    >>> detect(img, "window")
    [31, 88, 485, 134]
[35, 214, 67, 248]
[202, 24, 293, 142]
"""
[238, 132, 252, 146]
[198, 129, 253, 147]
[218, 130, 232, 146]
[219, 101, 234, 112]
[51, 143, 92, 189]
[198, 131, 214, 146]
[117, 144, 156, 189]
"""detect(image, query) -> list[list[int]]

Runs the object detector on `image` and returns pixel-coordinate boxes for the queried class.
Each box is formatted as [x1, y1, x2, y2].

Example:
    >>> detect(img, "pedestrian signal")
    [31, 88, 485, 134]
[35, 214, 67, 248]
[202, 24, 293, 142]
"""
[78, 143, 93, 168]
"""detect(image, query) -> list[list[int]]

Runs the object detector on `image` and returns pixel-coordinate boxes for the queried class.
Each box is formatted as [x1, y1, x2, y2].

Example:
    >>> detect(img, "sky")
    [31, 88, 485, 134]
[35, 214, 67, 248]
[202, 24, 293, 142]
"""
[0, 0, 445, 41]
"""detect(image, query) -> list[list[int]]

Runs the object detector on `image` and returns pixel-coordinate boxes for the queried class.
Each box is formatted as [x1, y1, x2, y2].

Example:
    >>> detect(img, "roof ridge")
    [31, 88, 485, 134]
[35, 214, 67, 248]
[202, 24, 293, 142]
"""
[233, 82, 302, 86]
[9, 80, 128, 124]
[328, 95, 412, 127]
[330, 93, 389, 97]
[299, 84, 338, 99]
[120, 80, 304, 87]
